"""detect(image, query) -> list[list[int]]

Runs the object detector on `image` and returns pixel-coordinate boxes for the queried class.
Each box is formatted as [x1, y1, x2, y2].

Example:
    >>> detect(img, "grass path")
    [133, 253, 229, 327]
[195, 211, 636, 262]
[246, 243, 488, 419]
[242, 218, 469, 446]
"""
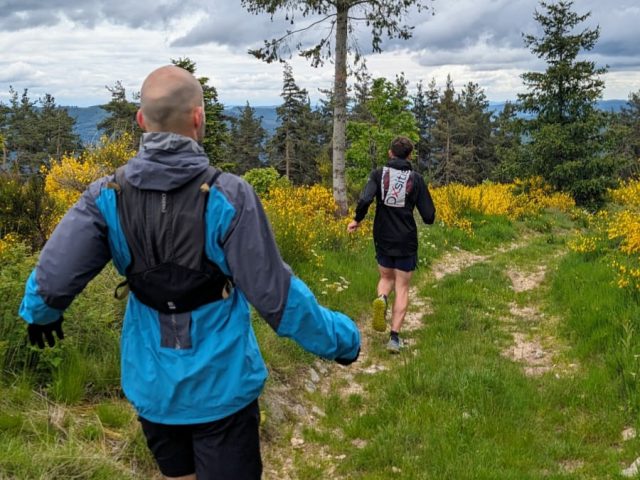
[261, 223, 640, 479]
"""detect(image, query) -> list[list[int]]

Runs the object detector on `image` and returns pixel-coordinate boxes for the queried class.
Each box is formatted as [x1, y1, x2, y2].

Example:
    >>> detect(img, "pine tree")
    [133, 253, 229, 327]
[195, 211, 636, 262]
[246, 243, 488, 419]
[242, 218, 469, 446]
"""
[269, 64, 324, 184]
[518, 0, 614, 207]
[97, 81, 141, 147]
[609, 91, 640, 178]
[432, 77, 468, 184]
[3, 88, 80, 172]
[0, 102, 8, 168]
[229, 103, 267, 174]
[412, 78, 440, 177]
[39, 94, 82, 162]
[171, 58, 230, 166]
[458, 82, 496, 182]
[492, 101, 526, 182]
[350, 61, 373, 123]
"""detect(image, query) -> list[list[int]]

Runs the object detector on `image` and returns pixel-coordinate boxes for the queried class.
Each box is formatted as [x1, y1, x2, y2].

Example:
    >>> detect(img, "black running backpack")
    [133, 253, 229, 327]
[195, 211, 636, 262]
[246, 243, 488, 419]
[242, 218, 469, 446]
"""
[111, 166, 231, 314]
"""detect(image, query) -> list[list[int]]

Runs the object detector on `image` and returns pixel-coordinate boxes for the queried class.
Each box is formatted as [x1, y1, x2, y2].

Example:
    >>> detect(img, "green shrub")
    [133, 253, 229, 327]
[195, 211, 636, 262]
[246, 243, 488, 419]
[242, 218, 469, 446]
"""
[243, 167, 288, 197]
[0, 240, 38, 375]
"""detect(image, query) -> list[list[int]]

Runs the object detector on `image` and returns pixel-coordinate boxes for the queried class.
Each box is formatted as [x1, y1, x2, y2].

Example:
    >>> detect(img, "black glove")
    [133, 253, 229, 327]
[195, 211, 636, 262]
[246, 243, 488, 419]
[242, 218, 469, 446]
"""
[27, 316, 64, 349]
[336, 347, 360, 366]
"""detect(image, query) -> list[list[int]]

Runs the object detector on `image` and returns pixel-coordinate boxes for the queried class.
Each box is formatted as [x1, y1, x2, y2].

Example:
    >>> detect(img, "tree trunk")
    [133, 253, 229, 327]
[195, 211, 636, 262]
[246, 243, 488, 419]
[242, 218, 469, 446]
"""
[332, 2, 349, 215]
[285, 128, 291, 180]
[445, 124, 451, 184]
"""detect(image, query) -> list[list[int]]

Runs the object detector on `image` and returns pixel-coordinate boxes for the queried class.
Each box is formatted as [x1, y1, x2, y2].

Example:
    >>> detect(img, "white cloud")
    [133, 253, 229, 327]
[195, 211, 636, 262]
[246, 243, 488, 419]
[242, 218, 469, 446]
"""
[0, 61, 44, 83]
[0, 0, 638, 106]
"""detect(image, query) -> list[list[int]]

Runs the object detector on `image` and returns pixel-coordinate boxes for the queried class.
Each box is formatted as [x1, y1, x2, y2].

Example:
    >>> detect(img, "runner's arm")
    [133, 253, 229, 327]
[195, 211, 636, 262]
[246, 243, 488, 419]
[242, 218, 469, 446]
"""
[415, 176, 436, 225]
[354, 169, 379, 222]
[19, 180, 112, 325]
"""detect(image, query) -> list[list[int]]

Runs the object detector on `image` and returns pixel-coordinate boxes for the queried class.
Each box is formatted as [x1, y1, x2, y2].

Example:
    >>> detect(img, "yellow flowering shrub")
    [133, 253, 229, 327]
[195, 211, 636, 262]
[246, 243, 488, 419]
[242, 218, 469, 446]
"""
[570, 185, 640, 292]
[429, 184, 474, 232]
[0, 233, 19, 258]
[44, 134, 136, 233]
[568, 235, 598, 254]
[430, 177, 575, 233]
[608, 210, 640, 256]
[610, 179, 640, 208]
[516, 177, 575, 212]
[263, 184, 371, 265]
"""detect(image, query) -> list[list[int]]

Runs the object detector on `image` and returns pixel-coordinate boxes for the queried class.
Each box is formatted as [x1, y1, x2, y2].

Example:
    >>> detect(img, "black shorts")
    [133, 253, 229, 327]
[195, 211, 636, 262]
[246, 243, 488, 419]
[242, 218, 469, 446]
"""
[376, 253, 417, 272]
[138, 399, 262, 479]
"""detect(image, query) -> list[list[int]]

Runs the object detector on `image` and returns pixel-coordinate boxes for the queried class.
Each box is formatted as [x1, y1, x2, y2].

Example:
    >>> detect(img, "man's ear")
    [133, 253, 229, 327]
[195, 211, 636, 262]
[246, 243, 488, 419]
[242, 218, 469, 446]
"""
[194, 106, 205, 128]
[136, 110, 146, 130]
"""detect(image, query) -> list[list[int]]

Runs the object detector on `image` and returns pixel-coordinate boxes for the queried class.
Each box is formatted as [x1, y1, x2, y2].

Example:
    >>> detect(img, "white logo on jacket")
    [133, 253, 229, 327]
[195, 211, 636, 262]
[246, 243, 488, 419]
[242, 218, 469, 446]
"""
[381, 167, 412, 207]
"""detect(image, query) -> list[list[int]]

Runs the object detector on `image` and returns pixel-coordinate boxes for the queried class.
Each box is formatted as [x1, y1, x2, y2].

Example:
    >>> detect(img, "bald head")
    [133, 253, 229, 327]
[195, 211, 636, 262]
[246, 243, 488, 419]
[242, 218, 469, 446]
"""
[137, 65, 205, 141]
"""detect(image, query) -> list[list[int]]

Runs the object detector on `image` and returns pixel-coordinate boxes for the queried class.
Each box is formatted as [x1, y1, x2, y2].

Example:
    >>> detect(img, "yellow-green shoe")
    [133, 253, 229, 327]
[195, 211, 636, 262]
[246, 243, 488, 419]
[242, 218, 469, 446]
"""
[372, 295, 387, 332]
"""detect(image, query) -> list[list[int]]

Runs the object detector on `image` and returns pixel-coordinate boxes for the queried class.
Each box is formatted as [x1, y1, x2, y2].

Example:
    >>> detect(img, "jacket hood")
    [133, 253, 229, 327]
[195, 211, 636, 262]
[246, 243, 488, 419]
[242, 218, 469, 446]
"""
[124, 132, 210, 191]
[386, 157, 413, 171]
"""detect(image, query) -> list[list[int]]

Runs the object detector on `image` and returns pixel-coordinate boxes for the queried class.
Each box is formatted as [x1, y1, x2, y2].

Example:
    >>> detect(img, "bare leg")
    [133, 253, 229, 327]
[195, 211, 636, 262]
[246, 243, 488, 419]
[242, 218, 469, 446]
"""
[377, 265, 395, 298]
[390, 269, 413, 333]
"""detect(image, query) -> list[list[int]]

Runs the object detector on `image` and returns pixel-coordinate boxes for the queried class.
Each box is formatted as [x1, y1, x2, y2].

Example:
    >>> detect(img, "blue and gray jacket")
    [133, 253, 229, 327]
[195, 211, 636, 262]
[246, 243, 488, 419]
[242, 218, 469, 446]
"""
[19, 132, 361, 424]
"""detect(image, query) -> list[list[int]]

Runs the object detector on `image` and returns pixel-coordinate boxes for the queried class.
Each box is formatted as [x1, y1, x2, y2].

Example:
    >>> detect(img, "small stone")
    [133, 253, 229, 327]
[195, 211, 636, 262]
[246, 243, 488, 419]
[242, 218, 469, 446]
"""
[352, 439, 367, 449]
[335, 454, 346, 460]
[311, 406, 325, 417]
[622, 427, 637, 441]
[309, 368, 320, 383]
[622, 457, 640, 477]
[315, 361, 329, 375]
[304, 381, 316, 393]
[292, 404, 306, 417]
[291, 437, 305, 448]
[391, 466, 402, 473]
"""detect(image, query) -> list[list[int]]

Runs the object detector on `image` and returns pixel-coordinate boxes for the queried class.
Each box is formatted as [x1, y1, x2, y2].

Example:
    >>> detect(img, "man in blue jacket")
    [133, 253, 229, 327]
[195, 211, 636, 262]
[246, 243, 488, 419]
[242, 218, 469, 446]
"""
[19, 65, 360, 480]
[348, 137, 435, 353]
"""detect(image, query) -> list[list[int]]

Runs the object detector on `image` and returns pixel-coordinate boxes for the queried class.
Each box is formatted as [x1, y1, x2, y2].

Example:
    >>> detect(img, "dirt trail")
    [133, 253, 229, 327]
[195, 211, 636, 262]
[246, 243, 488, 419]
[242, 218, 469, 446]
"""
[262, 235, 549, 478]
[499, 260, 578, 378]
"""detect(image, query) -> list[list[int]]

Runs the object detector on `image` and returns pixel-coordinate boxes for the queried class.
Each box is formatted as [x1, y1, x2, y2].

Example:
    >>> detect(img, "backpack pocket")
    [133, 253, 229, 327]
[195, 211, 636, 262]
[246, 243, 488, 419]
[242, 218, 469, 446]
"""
[158, 311, 192, 350]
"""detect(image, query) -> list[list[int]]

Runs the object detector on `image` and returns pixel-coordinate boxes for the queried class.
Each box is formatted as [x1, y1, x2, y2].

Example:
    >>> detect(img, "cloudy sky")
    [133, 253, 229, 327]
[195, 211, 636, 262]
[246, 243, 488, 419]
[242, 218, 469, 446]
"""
[0, 0, 638, 107]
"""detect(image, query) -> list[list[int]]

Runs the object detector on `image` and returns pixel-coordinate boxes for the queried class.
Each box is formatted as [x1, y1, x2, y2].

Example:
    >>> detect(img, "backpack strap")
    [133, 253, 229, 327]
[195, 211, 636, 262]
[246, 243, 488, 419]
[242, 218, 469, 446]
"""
[198, 167, 223, 194]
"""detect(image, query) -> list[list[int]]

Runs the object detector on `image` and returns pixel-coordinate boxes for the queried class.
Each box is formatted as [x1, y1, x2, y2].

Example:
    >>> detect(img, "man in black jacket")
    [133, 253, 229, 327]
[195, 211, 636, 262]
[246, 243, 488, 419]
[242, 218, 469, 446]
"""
[348, 137, 435, 352]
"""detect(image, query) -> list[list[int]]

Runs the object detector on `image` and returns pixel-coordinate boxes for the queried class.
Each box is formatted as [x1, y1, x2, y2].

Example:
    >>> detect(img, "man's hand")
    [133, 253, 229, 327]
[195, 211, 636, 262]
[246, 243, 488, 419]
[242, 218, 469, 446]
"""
[27, 316, 64, 349]
[347, 220, 360, 233]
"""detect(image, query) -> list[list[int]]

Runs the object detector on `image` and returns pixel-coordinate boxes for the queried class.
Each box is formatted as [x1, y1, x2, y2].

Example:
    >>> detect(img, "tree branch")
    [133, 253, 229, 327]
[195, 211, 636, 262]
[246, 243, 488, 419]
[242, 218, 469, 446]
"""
[271, 14, 336, 45]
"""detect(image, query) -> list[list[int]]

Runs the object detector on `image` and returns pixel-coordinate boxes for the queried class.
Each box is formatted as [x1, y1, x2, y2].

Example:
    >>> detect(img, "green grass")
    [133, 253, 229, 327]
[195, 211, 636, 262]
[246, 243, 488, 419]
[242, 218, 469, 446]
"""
[290, 215, 640, 478]
[2, 209, 640, 478]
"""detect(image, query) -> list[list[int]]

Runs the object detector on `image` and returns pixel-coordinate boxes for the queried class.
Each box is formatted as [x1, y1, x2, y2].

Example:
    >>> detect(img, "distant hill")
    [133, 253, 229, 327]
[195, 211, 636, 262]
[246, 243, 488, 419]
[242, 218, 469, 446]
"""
[488, 99, 627, 117]
[64, 105, 281, 145]
[65, 106, 109, 144]
[65, 100, 629, 145]
[224, 105, 280, 136]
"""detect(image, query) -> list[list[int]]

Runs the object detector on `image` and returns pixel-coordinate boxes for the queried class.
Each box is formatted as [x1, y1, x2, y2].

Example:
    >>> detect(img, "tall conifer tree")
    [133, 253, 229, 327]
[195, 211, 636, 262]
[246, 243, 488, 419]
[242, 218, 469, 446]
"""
[229, 103, 267, 174]
[518, 0, 613, 207]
